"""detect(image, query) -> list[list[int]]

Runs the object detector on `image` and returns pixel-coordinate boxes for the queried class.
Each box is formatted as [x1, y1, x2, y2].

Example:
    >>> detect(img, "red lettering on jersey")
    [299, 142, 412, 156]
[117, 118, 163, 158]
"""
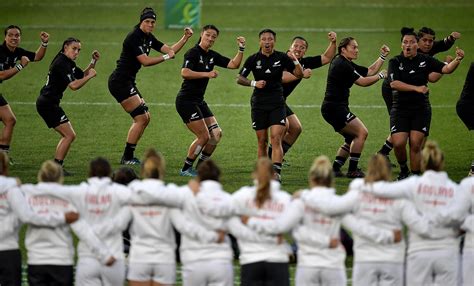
[28, 196, 69, 208]
[417, 184, 454, 198]
[86, 194, 112, 205]
[360, 192, 394, 206]
[245, 199, 284, 213]
[140, 210, 162, 217]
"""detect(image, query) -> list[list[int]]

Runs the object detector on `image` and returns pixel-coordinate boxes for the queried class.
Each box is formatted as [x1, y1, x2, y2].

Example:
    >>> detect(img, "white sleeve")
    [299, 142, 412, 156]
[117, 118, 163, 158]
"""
[70, 220, 114, 265]
[301, 190, 358, 216]
[461, 215, 474, 233]
[169, 209, 218, 243]
[247, 200, 304, 234]
[342, 214, 394, 244]
[227, 217, 278, 244]
[399, 200, 437, 238]
[129, 184, 187, 208]
[367, 178, 417, 200]
[292, 226, 331, 248]
[92, 206, 132, 237]
[8, 187, 65, 227]
[196, 194, 236, 217]
[436, 182, 470, 226]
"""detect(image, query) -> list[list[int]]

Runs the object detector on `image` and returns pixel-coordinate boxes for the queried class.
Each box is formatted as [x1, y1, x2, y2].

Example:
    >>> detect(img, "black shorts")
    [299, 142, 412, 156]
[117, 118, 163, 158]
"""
[251, 105, 286, 130]
[390, 106, 431, 136]
[321, 103, 357, 132]
[381, 85, 393, 115]
[176, 100, 214, 123]
[28, 264, 73, 286]
[108, 74, 141, 103]
[457, 100, 474, 130]
[36, 103, 69, 128]
[284, 103, 294, 117]
[0, 94, 8, 106]
[241, 261, 289, 286]
[0, 249, 22, 286]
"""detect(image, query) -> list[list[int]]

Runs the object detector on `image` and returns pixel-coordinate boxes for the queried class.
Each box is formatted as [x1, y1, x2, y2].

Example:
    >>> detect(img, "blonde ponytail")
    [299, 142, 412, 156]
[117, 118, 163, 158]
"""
[254, 158, 273, 208]
[422, 140, 444, 171]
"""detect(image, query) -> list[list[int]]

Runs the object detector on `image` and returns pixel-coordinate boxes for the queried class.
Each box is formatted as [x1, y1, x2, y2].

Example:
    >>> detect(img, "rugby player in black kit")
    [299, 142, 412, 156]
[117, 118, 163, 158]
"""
[387, 27, 464, 179]
[456, 62, 473, 176]
[177, 24, 246, 177]
[237, 29, 303, 181]
[108, 7, 193, 165]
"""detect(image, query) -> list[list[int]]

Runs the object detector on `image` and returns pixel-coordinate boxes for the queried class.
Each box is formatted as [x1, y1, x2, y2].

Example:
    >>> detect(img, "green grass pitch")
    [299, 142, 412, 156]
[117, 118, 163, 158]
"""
[1, 0, 473, 285]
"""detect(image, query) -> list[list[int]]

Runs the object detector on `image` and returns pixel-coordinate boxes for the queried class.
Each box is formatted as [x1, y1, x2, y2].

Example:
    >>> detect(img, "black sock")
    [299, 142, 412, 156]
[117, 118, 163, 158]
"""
[0, 144, 9, 152]
[273, 162, 282, 174]
[54, 158, 64, 166]
[398, 161, 409, 174]
[333, 156, 347, 171]
[471, 161, 474, 172]
[196, 151, 212, 167]
[268, 144, 273, 159]
[123, 143, 137, 160]
[348, 153, 361, 172]
[282, 141, 292, 155]
[182, 157, 196, 171]
[412, 170, 421, 175]
[378, 140, 393, 156]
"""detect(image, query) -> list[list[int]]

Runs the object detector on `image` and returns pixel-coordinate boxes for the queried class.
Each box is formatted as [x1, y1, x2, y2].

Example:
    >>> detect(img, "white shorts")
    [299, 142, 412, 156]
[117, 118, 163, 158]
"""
[182, 260, 233, 286]
[406, 249, 459, 286]
[463, 248, 473, 286]
[75, 257, 125, 286]
[295, 266, 346, 286]
[352, 261, 404, 286]
[127, 262, 176, 284]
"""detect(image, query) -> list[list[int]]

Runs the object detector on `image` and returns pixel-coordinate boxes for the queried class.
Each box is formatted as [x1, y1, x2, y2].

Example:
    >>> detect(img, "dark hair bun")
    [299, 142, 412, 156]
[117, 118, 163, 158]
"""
[401, 27, 415, 35]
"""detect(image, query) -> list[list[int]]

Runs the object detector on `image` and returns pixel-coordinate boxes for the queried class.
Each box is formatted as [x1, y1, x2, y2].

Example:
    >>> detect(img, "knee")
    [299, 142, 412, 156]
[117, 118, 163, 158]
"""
[3, 115, 16, 127]
[358, 128, 368, 140]
[199, 131, 210, 144]
[410, 141, 423, 153]
[257, 136, 267, 147]
[208, 126, 222, 146]
[270, 134, 282, 145]
[292, 124, 302, 136]
[67, 131, 77, 142]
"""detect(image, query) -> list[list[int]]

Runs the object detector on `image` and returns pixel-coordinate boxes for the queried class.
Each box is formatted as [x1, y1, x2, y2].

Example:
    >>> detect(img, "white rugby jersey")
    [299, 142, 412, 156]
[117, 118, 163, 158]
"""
[367, 171, 460, 253]
[22, 183, 112, 265]
[226, 181, 291, 265]
[0, 176, 64, 252]
[177, 180, 234, 264]
[436, 176, 474, 249]
[127, 179, 191, 264]
[37, 176, 190, 262]
[301, 179, 433, 263]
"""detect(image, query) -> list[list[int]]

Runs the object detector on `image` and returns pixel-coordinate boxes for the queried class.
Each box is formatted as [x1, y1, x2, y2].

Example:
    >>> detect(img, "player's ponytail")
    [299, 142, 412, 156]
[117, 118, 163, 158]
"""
[141, 149, 165, 180]
[254, 157, 273, 208]
[38, 160, 64, 184]
[422, 140, 444, 172]
[365, 154, 392, 183]
[308, 155, 333, 187]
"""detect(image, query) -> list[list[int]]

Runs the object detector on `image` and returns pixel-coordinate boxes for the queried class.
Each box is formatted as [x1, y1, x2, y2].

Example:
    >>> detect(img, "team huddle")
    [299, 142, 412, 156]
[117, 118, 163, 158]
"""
[1, 5, 474, 286]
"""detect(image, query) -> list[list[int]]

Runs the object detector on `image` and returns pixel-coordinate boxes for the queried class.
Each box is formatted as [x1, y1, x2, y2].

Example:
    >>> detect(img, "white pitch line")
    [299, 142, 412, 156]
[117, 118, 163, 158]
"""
[10, 101, 455, 109]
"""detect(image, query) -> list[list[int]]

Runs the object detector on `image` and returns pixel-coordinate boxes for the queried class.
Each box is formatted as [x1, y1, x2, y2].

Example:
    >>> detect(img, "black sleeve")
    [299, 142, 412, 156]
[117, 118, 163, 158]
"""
[303, 55, 323, 69]
[239, 55, 254, 77]
[151, 34, 165, 53]
[73, 67, 84, 80]
[427, 56, 446, 74]
[212, 51, 231, 68]
[353, 63, 369, 77]
[430, 37, 455, 55]
[388, 58, 400, 83]
[182, 48, 198, 70]
[283, 53, 296, 72]
[18, 48, 36, 62]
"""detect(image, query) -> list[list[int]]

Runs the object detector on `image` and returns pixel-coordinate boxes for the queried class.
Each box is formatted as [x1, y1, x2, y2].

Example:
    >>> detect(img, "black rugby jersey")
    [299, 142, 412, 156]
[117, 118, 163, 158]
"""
[239, 50, 296, 106]
[459, 62, 474, 103]
[323, 55, 368, 107]
[388, 53, 445, 108]
[112, 26, 164, 81]
[177, 44, 230, 103]
[283, 55, 322, 98]
[0, 43, 35, 84]
[38, 53, 84, 105]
